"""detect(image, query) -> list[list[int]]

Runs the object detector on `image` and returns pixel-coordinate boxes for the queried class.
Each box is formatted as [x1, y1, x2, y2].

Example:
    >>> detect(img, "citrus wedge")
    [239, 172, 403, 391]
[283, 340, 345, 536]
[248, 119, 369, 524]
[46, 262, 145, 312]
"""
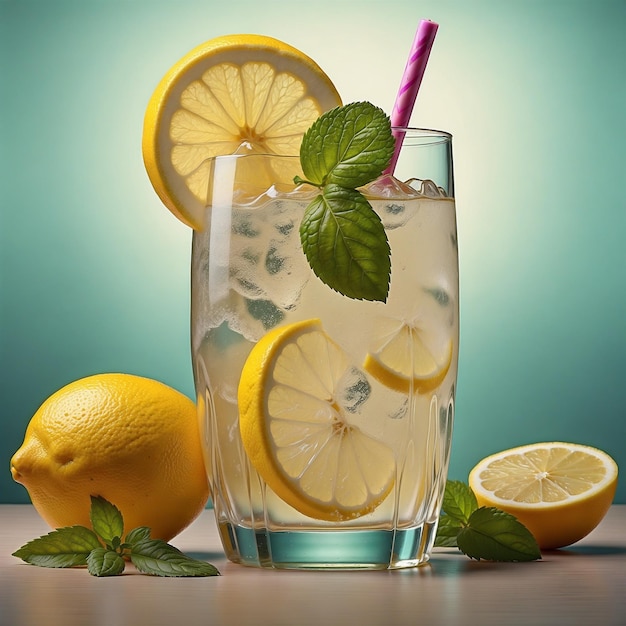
[363, 315, 453, 394]
[142, 34, 342, 228]
[469, 442, 618, 549]
[238, 318, 395, 521]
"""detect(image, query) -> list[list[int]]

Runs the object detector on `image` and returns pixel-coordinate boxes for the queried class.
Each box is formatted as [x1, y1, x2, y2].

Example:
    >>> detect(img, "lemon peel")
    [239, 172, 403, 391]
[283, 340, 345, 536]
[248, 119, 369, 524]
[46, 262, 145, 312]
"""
[10, 374, 209, 541]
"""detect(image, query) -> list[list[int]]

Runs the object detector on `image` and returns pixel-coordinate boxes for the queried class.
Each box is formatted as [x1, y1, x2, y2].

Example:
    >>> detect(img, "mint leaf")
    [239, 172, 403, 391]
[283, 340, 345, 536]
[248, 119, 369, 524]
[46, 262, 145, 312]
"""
[435, 480, 541, 562]
[130, 539, 220, 577]
[434, 515, 462, 548]
[299, 102, 395, 188]
[441, 480, 478, 525]
[125, 526, 151, 547]
[457, 507, 541, 562]
[300, 184, 390, 301]
[90, 495, 124, 546]
[13, 498, 220, 578]
[13, 525, 102, 568]
[296, 102, 394, 302]
[87, 547, 126, 577]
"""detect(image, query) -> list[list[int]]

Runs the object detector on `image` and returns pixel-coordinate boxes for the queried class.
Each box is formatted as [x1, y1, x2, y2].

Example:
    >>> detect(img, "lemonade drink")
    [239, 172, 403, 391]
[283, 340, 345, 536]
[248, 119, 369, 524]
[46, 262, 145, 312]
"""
[140, 31, 456, 569]
[191, 133, 458, 568]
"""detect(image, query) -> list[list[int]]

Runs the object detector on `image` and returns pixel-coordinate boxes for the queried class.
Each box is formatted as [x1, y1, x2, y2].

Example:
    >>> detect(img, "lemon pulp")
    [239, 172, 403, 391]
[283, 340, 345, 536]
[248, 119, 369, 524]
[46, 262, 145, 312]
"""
[238, 319, 396, 521]
[469, 442, 618, 549]
[363, 315, 453, 393]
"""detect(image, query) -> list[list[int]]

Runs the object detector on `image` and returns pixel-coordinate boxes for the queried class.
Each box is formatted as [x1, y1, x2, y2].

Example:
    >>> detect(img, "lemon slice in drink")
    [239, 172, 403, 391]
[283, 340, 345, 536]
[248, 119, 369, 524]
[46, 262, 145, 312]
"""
[142, 34, 342, 229]
[363, 315, 453, 394]
[469, 442, 618, 549]
[238, 318, 395, 521]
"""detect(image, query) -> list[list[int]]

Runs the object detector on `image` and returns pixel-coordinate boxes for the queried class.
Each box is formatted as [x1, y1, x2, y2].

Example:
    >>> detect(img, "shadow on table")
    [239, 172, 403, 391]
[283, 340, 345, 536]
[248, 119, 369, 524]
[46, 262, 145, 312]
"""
[549, 545, 626, 556]
[179, 545, 626, 576]
[182, 550, 228, 562]
[422, 543, 626, 578]
[424, 555, 537, 578]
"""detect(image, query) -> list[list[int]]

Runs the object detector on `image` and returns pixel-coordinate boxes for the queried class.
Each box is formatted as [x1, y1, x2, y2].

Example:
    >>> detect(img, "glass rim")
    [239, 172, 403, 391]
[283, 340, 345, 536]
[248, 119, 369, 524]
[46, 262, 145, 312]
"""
[203, 128, 452, 165]
[392, 126, 452, 140]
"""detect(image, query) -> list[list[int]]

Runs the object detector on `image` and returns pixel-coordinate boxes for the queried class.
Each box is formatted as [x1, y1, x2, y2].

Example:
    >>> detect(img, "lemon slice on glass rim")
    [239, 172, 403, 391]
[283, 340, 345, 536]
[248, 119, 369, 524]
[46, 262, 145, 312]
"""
[142, 34, 342, 229]
[238, 318, 396, 521]
[469, 442, 618, 549]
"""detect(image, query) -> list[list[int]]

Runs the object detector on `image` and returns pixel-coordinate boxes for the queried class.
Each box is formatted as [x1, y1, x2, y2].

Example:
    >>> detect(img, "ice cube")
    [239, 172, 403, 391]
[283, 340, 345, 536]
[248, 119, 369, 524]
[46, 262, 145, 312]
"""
[361, 174, 421, 199]
[420, 179, 446, 198]
[203, 292, 267, 343]
[361, 175, 449, 229]
[362, 173, 448, 200]
[245, 298, 285, 331]
[359, 175, 418, 229]
[229, 200, 310, 311]
[197, 189, 316, 343]
[337, 367, 371, 414]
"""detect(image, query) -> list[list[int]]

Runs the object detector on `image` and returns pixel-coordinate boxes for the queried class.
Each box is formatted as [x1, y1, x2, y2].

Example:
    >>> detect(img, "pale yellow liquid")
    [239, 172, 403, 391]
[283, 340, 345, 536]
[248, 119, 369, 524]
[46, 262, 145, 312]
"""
[192, 184, 458, 536]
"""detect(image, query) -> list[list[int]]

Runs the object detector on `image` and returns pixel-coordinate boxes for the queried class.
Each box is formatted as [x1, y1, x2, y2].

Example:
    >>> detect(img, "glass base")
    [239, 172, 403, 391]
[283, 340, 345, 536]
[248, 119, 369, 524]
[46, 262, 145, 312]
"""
[217, 521, 438, 570]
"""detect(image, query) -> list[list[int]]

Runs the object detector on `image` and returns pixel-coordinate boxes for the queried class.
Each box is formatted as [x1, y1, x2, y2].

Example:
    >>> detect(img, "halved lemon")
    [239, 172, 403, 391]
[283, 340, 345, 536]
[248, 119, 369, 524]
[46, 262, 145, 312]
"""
[142, 34, 342, 229]
[363, 316, 453, 394]
[238, 318, 395, 521]
[469, 442, 618, 549]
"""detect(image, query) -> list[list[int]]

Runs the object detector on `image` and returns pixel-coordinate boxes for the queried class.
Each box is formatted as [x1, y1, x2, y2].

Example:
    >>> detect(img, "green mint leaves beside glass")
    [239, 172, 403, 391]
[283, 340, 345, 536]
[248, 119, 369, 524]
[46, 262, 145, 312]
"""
[436, 481, 542, 562]
[295, 102, 395, 302]
[13, 495, 220, 577]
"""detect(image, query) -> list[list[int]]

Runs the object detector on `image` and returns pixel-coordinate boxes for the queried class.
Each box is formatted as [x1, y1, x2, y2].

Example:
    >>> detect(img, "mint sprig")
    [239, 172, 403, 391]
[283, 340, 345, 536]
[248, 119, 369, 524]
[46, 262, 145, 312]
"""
[13, 495, 220, 577]
[435, 480, 542, 562]
[295, 102, 395, 302]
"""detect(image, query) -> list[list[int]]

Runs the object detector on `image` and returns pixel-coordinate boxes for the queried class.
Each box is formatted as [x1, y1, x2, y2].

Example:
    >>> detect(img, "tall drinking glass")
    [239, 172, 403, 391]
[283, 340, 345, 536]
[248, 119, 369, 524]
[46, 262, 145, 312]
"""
[191, 129, 458, 569]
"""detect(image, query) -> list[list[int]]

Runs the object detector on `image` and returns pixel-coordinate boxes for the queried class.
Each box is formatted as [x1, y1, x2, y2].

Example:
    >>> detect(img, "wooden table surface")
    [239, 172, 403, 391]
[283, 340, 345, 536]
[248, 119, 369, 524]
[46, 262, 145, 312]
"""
[1, 504, 624, 626]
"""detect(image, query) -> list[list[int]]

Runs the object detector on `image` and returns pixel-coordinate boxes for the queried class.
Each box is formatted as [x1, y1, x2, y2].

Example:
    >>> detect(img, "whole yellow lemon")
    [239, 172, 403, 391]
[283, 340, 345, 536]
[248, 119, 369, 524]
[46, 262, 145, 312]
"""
[10, 373, 209, 541]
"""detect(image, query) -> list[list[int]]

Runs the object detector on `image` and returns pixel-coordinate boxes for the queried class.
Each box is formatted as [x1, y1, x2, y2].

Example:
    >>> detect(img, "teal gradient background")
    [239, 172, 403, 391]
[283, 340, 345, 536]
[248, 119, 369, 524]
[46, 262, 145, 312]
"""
[1, 0, 625, 506]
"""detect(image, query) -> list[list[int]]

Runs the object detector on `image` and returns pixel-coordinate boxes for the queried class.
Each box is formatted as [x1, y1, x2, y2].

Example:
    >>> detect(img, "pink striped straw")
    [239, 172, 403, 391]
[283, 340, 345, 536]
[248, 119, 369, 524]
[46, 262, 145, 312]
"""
[384, 19, 439, 175]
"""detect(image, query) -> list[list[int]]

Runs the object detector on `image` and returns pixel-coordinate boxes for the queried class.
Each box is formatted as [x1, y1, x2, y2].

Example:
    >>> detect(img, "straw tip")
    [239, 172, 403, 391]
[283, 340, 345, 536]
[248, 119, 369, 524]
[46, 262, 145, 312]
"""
[421, 18, 439, 26]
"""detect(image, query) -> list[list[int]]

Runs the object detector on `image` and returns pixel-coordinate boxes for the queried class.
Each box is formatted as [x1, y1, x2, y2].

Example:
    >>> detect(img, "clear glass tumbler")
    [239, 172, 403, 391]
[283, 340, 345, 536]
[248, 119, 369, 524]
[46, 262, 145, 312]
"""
[192, 129, 458, 569]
